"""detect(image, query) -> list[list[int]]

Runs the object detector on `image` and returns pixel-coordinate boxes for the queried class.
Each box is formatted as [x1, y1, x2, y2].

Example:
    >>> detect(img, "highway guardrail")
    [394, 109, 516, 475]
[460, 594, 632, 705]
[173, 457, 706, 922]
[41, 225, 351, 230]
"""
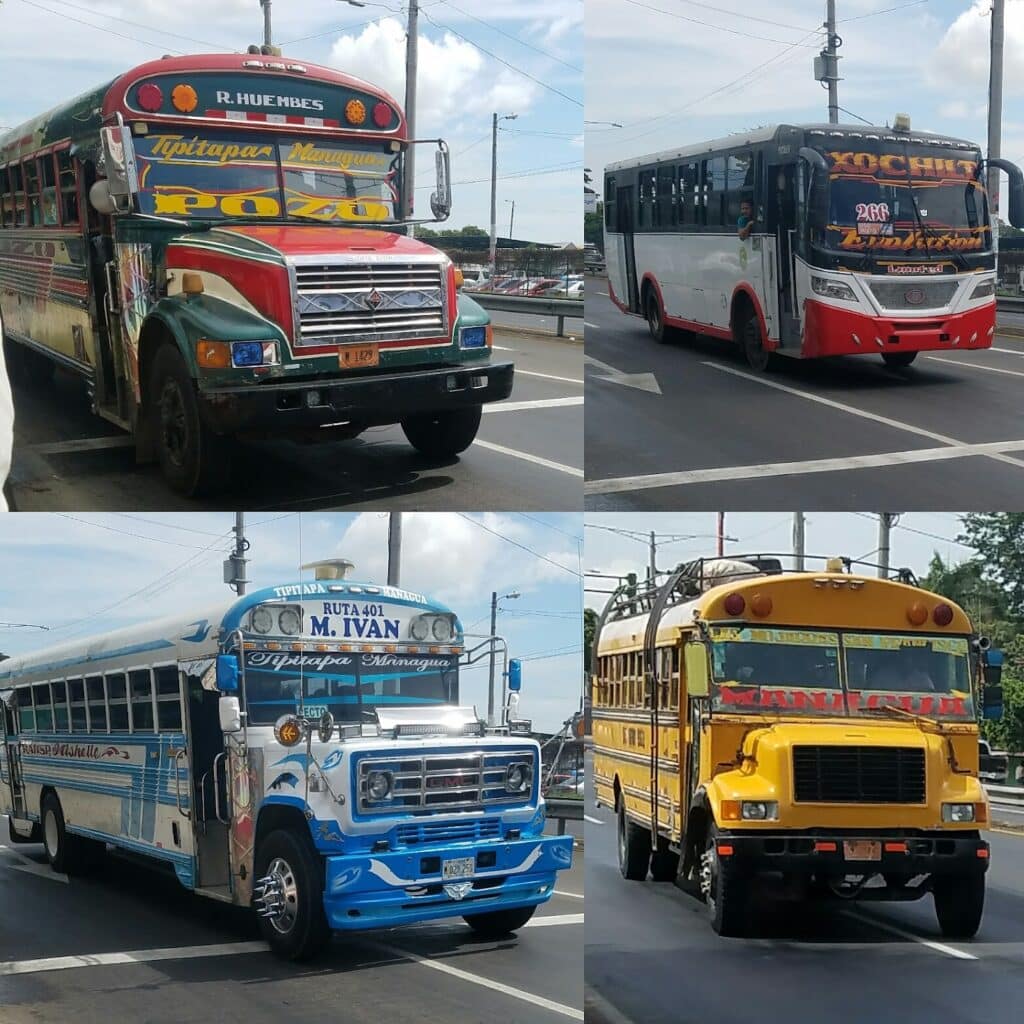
[545, 796, 584, 835]
[986, 783, 1024, 805]
[470, 293, 584, 338]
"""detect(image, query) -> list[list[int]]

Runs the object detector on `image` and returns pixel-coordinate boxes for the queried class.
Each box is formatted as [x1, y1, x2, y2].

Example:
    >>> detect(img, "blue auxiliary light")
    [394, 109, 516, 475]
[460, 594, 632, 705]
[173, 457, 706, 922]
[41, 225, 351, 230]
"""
[232, 341, 265, 367]
[460, 326, 486, 349]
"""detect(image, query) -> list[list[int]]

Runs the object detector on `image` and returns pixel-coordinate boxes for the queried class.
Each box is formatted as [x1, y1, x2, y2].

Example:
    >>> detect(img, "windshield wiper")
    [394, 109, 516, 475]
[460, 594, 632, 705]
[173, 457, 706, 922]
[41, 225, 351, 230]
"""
[861, 702, 942, 731]
[900, 142, 968, 271]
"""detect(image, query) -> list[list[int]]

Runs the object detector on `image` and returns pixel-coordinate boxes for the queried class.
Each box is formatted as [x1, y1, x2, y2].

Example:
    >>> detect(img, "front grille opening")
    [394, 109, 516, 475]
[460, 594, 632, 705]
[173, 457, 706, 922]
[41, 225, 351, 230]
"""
[472, 877, 504, 891]
[793, 745, 925, 803]
[421, 856, 441, 874]
[477, 851, 496, 869]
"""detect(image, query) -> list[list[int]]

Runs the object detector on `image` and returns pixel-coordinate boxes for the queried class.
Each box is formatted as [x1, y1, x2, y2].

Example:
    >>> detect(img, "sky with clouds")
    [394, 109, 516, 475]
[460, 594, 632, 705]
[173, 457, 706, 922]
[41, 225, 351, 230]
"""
[586, 1, 1024, 207]
[0, 0, 582, 244]
[0, 512, 584, 733]
[584, 511, 982, 612]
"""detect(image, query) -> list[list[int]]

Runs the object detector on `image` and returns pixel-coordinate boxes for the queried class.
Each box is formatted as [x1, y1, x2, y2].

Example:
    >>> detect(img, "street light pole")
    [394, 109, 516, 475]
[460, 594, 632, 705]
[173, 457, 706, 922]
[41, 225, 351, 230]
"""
[506, 199, 515, 240]
[489, 112, 517, 276]
[404, 0, 419, 227]
[487, 589, 519, 726]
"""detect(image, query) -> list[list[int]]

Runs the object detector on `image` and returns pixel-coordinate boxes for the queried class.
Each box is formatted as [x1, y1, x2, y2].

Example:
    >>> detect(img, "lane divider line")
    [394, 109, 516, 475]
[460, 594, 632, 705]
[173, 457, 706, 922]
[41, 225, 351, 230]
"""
[840, 911, 978, 960]
[0, 941, 267, 977]
[514, 369, 585, 385]
[554, 889, 585, 899]
[927, 357, 1024, 378]
[525, 913, 584, 926]
[483, 397, 584, 413]
[584, 814, 605, 825]
[473, 439, 584, 478]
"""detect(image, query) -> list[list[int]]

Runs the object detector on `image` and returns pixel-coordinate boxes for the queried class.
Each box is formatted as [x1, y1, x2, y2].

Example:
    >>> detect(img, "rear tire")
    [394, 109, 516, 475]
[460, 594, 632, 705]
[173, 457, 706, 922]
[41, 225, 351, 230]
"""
[401, 405, 482, 458]
[882, 351, 917, 369]
[463, 905, 536, 937]
[40, 793, 85, 875]
[617, 800, 652, 881]
[739, 309, 771, 372]
[933, 873, 985, 939]
[645, 289, 668, 344]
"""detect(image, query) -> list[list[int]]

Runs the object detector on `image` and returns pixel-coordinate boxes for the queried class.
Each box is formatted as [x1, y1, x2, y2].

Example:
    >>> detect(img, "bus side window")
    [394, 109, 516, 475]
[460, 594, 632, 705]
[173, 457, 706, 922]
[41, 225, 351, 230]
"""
[107, 672, 129, 731]
[9, 162, 25, 227]
[704, 156, 727, 227]
[130, 669, 154, 732]
[51, 680, 69, 730]
[23, 159, 41, 227]
[68, 678, 86, 732]
[155, 665, 183, 731]
[32, 683, 53, 732]
[57, 150, 80, 227]
[726, 151, 753, 227]
[604, 175, 617, 231]
[679, 163, 698, 227]
[17, 687, 34, 732]
[0, 166, 12, 228]
[638, 168, 654, 229]
[657, 165, 676, 228]
[86, 675, 108, 733]
[40, 154, 58, 226]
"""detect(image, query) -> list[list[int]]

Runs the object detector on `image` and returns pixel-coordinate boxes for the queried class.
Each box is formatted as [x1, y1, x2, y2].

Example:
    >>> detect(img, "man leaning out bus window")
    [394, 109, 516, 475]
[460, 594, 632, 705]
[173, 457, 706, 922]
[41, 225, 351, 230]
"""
[738, 198, 756, 240]
[0, 319, 12, 512]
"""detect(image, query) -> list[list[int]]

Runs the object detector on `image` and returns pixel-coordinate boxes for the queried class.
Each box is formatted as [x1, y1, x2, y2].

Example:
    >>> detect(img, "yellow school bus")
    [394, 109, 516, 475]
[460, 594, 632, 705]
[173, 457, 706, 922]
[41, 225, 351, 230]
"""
[591, 555, 1005, 938]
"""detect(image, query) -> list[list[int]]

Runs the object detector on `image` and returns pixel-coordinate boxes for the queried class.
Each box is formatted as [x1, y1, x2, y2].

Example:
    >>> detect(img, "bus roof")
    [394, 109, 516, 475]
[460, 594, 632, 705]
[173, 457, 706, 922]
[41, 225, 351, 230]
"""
[596, 567, 974, 655]
[0, 53, 406, 167]
[604, 122, 981, 175]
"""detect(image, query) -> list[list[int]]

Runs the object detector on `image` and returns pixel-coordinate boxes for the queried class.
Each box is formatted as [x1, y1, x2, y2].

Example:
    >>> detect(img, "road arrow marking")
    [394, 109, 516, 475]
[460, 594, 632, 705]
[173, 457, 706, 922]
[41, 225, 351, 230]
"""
[584, 355, 662, 395]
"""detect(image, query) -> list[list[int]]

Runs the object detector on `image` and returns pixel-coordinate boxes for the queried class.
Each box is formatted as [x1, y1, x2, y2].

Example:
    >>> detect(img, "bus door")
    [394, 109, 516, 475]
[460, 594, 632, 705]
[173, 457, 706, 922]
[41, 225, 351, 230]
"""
[183, 666, 232, 894]
[1, 700, 26, 817]
[768, 162, 801, 348]
[617, 185, 641, 312]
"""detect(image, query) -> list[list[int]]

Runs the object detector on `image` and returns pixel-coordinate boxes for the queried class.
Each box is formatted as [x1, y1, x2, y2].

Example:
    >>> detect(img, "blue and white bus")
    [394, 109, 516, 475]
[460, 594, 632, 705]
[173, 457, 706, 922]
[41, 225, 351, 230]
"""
[0, 560, 572, 960]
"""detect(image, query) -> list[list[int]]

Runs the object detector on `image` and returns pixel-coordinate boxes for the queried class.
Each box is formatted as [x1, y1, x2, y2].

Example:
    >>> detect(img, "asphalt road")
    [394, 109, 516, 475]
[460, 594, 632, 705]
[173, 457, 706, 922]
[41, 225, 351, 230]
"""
[585, 284, 1024, 510]
[481, 307, 585, 340]
[0, 816, 583, 1024]
[8, 330, 582, 511]
[584, 775, 1024, 1024]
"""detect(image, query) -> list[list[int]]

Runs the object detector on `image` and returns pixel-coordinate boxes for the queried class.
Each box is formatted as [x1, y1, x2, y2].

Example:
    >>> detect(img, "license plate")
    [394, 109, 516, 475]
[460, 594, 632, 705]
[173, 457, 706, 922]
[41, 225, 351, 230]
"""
[843, 840, 882, 862]
[442, 856, 475, 880]
[339, 344, 379, 369]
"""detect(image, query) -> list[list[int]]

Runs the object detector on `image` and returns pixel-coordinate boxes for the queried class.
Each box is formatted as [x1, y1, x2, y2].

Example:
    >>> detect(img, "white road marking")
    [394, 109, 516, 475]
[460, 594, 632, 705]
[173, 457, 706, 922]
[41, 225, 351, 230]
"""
[0, 941, 267, 977]
[29, 436, 133, 455]
[514, 369, 585, 385]
[990, 346, 1024, 355]
[482, 397, 584, 413]
[492, 345, 515, 351]
[841, 911, 978, 960]
[585, 354, 662, 395]
[585, 439, 1024, 495]
[584, 814, 605, 825]
[927, 357, 1024, 379]
[4, 857, 68, 884]
[473, 439, 584, 478]
[525, 913, 584, 927]
[377, 941, 584, 1020]
[554, 889, 585, 899]
[584, 321, 601, 329]
[703, 362, 1024, 471]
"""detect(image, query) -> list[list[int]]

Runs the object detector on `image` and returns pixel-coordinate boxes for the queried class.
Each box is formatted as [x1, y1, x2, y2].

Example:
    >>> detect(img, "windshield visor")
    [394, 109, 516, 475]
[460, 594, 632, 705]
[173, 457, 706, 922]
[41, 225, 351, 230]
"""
[709, 627, 974, 720]
[242, 651, 456, 725]
[134, 131, 401, 223]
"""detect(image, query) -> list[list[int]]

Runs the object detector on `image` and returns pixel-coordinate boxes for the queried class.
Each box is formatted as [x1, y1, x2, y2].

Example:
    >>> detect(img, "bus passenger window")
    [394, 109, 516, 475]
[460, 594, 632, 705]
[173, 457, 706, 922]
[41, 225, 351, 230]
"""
[726, 152, 753, 227]
[679, 164, 698, 227]
[0, 167, 13, 228]
[68, 678, 86, 732]
[40, 154, 58, 226]
[704, 156, 727, 227]
[155, 666, 183, 731]
[107, 672, 129, 731]
[23, 159, 41, 226]
[57, 150, 79, 226]
[657, 166, 676, 228]
[32, 683, 53, 732]
[17, 689, 34, 732]
[130, 669, 154, 731]
[604, 175, 617, 231]
[86, 675, 108, 732]
[51, 681, 69, 730]
[9, 163, 26, 227]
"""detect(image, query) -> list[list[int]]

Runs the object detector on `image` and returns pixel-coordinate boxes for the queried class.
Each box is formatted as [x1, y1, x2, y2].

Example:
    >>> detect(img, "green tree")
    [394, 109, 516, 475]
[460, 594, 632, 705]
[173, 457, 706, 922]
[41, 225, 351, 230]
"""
[583, 607, 598, 674]
[584, 209, 603, 247]
[957, 513, 1024, 616]
[920, 553, 1021, 648]
[982, 636, 1024, 751]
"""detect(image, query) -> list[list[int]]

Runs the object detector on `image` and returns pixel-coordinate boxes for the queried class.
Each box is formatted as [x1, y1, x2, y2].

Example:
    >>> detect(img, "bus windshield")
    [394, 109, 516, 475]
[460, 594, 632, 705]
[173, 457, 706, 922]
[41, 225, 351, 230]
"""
[133, 130, 401, 224]
[242, 651, 457, 725]
[709, 627, 975, 720]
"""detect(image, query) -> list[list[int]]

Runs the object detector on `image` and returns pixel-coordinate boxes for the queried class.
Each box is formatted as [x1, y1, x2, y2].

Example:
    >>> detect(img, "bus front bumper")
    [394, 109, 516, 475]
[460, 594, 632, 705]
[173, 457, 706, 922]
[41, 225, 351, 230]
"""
[802, 299, 994, 358]
[321, 833, 573, 931]
[197, 361, 514, 436]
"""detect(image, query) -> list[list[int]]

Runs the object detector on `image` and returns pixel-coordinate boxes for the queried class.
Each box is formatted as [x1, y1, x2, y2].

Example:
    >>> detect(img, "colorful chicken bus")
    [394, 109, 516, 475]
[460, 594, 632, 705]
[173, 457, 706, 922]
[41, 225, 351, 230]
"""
[603, 118, 1024, 370]
[0, 560, 571, 960]
[0, 54, 508, 495]
[591, 554, 1004, 938]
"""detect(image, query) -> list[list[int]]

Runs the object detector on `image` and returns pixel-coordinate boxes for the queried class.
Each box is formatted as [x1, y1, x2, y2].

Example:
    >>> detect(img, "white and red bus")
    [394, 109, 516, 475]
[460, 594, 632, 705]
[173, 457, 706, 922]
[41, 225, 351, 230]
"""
[603, 118, 1024, 370]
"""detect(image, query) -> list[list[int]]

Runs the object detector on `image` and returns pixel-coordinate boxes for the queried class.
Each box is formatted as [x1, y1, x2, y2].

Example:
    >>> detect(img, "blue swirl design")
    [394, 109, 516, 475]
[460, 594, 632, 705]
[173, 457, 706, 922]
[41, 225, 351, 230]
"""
[321, 749, 344, 772]
[329, 866, 362, 892]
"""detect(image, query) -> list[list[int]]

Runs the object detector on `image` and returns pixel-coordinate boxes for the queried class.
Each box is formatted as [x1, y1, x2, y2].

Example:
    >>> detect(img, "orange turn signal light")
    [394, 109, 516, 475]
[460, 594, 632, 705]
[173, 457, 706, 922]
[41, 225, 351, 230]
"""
[716, 844, 734, 857]
[345, 98, 367, 125]
[975, 802, 988, 824]
[906, 601, 928, 626]
[720, 800, 741, 821]
[172, 83, 198, 113]
[197, 339, 231, 369]
[884, 842, 908, 854]
[750, 592, 773, 617]
[814, 841, 838, 852]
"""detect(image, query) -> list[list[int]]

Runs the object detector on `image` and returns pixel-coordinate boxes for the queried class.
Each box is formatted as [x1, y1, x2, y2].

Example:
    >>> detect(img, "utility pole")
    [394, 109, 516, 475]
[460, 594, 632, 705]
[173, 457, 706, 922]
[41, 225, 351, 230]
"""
[489, 113, 499, 276]
[224, 513, 249, 595]
[508, 199, 515, 240]
[648, 530, 657, 585]
[815, 0, 842, 124]
[387, 512, 402, 586]
[877, 513, 898, 579]
[793, 512, 806, 571]
[716, 512, 725, 557]
[404, 0, 419, 228]
[988, 0, 1005, 236]
[488, 591, 499, 727]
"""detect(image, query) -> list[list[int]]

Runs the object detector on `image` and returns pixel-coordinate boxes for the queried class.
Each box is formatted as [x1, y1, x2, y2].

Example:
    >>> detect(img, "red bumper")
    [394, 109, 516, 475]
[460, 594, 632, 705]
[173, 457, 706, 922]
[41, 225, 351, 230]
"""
[802, 299, 995, 358]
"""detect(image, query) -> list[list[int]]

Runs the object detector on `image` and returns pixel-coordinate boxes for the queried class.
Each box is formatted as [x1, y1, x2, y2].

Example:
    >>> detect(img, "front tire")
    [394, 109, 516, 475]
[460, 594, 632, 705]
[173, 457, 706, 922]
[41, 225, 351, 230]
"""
[253, 829, 330, 961]
[401, 406, 482, 458]
[149, 344, 231, 497]
[882, 351, 918, 369]
[617, 800, 651, 881]
[701, 825, 749, 936]
[933, 874, 985, 939]
[463, 905, 536, 937]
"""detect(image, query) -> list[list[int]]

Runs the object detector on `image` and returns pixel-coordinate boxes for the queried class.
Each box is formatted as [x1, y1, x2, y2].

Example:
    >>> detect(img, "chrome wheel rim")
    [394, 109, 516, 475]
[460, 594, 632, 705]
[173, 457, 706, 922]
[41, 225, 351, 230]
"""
[264, 856, 299, 935]
[700, 843, 716, 904]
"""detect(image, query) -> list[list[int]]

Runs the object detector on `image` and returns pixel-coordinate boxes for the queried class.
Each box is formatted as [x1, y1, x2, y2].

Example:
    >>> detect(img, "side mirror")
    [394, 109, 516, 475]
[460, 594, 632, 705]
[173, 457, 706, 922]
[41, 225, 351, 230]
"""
[99, 124, 139, 212]
[982, 649, 1004, 720]
[216, 654, 239, 693]
[684, 642, 709, 697]
[430, 141, 451, 221]
[508, 658, 522, 692]
[219, 695, 241, 733]
[986, 158, 1024, 229]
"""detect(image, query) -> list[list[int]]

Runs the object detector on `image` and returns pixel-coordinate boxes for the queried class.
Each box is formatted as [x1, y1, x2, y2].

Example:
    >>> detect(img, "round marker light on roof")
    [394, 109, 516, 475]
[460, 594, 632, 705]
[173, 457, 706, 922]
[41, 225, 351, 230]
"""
[933, 603, 954, 626]
[723, 592, 745, 616]
[137, 83, 164, 112]
[373, 102, 392, 128]
[906, 602, 928, 626]
[172, 83, 198, 113]
[345, 99, 367, 125]
[750, 593, 772, 617]
[274, 714, 304, 747]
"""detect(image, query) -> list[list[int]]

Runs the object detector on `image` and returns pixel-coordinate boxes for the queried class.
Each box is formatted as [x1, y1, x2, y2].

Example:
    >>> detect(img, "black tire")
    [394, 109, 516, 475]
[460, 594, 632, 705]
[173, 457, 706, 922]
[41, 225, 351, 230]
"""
[7, 816, 41, 845]
[463, 904, 536, 937]
[645, 289, 668, 344]
[701, 825, 749, 937]
[738, 309, 771, 372]
[882, 351, 917, 369]
[253, 829, 330, 961]
[650, 839, 679, 882]
[933, 873, 985, 939]
[149, 344, 231, 497]
[617, 800, 652, 881]
[401, 405, 482, 458]
[40, 793, 84, 875]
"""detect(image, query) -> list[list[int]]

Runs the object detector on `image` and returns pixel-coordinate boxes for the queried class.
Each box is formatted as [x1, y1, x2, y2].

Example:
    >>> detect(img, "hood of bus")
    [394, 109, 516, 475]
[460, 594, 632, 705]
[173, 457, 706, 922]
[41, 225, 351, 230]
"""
[704, 719, 986, 831]
[213, 223, 445, 260]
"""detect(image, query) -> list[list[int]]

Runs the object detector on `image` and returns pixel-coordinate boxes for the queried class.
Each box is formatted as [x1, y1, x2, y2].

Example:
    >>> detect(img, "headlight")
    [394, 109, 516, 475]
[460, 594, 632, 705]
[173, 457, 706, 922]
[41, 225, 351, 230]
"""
[278, 606, 302, 636]
[505, 762, 532, 793]
[366, 770, 393, 801]
[251, 607, 274, 634]
[942, 802, 976, 823]
[431, 616, 453, 641]
[741, 800, 779, 821]
[811, 275, 857, 302]
[970, 279, 996, 300]
[410, 617, 430, 641]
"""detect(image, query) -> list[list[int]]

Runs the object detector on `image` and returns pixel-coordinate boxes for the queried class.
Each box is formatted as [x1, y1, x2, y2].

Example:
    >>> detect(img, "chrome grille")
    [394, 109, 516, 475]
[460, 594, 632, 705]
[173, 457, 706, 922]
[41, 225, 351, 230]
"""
[294, 262, 447, 347]
[358, 748, 534, 815]
[394, 817, 501, 846]
[793, 745, 926, 804]
[867, 280, 958, 310]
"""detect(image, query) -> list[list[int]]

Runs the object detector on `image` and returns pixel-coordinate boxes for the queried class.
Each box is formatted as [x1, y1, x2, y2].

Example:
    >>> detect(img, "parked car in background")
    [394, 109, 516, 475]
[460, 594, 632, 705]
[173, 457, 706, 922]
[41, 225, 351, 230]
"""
[584, 243, 606, 274]
[547, 280, 584, 299]
[979, 739, 1009, 784]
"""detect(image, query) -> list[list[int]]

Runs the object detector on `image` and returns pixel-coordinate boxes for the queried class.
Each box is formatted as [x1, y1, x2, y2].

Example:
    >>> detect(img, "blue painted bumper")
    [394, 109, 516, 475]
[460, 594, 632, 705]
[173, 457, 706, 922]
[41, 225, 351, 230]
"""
[322, 833, 574, 931]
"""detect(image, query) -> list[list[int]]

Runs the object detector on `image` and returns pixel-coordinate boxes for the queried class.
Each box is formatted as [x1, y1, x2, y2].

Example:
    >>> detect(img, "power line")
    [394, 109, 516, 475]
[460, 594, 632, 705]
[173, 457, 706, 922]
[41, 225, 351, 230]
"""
[455, 513, 581, 578]
[278, 16, 391, 47]
[500, 128, 581, 139]
[842, 1, 929, 23]
[107, 513, 227, 538]
[53, 513, 212, 550]
[15, 0, 187, 54]
[415, 160, 581, 190]
[618, 0, 821, 47]
[674, 0, 812, 32]
[514, 512, 582, 542]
